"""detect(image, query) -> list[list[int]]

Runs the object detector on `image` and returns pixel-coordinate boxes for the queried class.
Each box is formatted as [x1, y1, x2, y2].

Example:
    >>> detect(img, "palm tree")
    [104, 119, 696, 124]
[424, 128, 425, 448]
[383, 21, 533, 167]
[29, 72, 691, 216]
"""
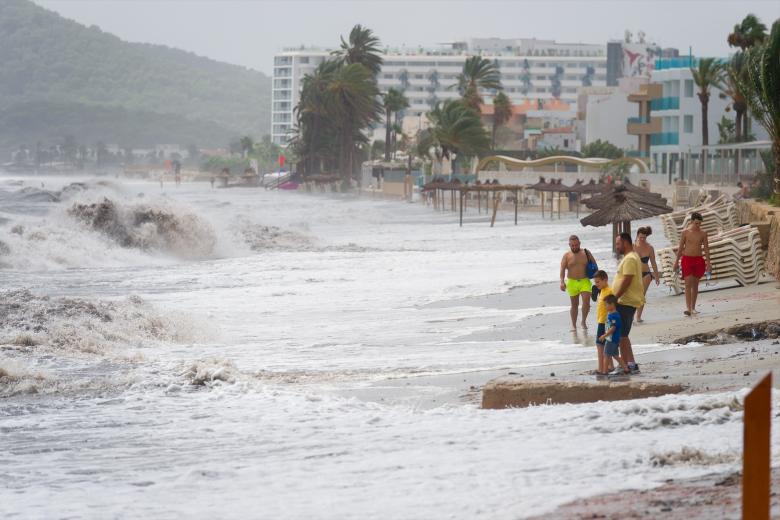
[719, 52, 749, 143]
[427, 100, 490, 172]
[691, 58, 724, 175]
[491, 92, 512, 150]
[382, 88, 409, 161]
[453, 56, 502, 111]
[294, 60, 339, 174]
[333, 24, 384, 76]
[738, 20, 780, 196]
[728, 14, 768, 50]
[327, 63, 383, 179]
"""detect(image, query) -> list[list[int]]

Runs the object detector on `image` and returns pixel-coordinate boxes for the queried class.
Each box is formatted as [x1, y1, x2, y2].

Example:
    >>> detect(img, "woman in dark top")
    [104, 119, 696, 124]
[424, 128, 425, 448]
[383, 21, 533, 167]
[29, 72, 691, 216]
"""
[634, 226, 660, 323]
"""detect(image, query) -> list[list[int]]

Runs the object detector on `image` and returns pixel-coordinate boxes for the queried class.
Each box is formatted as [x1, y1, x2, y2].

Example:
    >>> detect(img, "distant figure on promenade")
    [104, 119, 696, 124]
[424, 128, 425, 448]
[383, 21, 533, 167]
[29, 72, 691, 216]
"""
[559, 235, 592, 331]
[633, 226, 660, 323]
[599, 295, 630, 377]
[210, 176, 215, 189]
[159, 174, 164, 191]
[592, 270, 614, 376]
[734, 182, 750, 200]
[612, 233, 644, 374]
[173, 159, 182, 186]
[673, 212, 711, 317]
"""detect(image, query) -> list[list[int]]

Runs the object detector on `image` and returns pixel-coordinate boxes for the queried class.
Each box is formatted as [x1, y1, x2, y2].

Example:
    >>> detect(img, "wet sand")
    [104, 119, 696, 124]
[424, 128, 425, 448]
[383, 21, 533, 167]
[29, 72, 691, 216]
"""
[341, 278, 780, 408]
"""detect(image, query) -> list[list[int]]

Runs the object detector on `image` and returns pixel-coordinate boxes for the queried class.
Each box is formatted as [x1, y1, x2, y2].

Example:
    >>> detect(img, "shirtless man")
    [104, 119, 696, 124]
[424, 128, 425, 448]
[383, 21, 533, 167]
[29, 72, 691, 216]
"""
[559, 235, 591, 330]
[673, 212, 711, 316]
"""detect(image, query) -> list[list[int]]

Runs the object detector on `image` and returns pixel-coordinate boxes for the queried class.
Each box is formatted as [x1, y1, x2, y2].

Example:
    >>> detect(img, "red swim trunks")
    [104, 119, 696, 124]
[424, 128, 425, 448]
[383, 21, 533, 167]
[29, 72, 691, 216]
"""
[681, 255, 706, 278]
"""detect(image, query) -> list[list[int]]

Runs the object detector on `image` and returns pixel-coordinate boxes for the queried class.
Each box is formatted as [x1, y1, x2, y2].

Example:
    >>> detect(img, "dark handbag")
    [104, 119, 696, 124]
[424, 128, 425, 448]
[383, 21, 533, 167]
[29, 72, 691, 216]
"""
[585, 249, 598, 279]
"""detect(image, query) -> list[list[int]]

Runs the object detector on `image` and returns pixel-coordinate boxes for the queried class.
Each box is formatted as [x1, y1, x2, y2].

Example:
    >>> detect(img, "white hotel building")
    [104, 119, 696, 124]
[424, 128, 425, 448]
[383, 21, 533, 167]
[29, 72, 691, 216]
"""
[271, 38, 607, 145]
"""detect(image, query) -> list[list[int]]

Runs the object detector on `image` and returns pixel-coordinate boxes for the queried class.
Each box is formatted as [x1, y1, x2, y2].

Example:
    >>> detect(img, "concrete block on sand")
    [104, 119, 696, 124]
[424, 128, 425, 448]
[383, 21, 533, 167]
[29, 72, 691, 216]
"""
[481, 378, 685, 409]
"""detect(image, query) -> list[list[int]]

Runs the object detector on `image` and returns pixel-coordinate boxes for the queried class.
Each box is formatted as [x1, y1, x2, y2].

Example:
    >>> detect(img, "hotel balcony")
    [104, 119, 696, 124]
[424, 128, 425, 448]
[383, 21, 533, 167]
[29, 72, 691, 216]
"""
[650, 132, 679, 146]
[627, 116, 661, 135]
[627, 83, 662, 102]
[650, 97, 680, 111]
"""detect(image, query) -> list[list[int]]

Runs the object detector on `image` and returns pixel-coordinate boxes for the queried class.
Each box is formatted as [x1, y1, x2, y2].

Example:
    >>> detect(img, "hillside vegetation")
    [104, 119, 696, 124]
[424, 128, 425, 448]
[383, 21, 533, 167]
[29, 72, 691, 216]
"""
[0, 0, 271, 153]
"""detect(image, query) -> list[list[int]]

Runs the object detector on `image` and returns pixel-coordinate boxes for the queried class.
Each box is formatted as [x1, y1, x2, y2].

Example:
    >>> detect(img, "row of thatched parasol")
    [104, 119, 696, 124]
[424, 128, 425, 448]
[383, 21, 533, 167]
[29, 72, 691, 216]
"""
[421, 176, 673, 251]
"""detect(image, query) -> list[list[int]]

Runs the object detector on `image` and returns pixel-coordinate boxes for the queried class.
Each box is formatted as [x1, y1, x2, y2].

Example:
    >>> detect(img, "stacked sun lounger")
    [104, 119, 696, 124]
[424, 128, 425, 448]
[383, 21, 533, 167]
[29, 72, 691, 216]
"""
[658, 225, 766, 294]
[661, 195, 738, 243]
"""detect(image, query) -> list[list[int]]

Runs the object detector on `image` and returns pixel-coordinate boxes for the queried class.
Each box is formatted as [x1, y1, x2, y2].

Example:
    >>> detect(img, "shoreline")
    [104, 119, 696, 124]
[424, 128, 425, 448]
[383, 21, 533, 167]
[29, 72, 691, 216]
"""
[339, 278, 780, 408]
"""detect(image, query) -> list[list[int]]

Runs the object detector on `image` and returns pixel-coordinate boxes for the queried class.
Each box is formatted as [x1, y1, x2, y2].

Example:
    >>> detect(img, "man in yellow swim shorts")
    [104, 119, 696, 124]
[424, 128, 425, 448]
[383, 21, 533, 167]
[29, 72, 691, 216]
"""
[559, 235, 592, 331]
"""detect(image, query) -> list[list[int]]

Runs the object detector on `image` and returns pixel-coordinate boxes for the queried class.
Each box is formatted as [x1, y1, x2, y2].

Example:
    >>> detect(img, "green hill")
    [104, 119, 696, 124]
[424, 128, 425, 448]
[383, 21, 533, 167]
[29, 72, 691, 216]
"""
[0, 0, 271, 154]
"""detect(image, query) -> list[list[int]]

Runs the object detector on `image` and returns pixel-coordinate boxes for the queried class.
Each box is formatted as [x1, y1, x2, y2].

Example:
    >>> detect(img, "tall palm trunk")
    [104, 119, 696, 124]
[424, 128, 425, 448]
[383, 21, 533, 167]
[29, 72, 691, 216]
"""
[491, 120, 498, 150]
[384, 107, 392, 161]
[699, 92, 710, 175]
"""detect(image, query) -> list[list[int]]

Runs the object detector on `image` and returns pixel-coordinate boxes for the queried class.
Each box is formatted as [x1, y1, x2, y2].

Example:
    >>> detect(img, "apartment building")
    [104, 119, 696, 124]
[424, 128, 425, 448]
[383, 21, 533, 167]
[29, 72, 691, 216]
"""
[271, 38, 608, 145]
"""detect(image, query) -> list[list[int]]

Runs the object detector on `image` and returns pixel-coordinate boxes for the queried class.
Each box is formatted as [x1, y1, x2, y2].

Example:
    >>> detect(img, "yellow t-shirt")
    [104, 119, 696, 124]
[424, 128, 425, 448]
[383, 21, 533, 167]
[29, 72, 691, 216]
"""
[612, 251, 646, 308]
[596, 286, 614, 324]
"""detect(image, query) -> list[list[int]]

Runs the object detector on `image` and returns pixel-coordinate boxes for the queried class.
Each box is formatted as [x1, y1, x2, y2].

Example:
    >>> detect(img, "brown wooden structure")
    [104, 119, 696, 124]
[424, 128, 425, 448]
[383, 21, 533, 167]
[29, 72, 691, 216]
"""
[742, 372, 772, 520]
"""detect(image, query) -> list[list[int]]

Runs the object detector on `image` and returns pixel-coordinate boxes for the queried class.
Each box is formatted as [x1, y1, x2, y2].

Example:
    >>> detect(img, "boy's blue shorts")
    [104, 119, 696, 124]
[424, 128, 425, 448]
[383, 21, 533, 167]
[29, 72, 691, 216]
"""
[604, 340, 620, 357]
[596, 323, 606, 346]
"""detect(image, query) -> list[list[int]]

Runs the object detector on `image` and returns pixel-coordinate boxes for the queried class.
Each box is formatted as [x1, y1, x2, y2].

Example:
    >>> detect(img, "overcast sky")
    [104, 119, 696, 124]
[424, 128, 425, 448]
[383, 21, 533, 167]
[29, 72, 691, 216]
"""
[35, 0, 780, 74]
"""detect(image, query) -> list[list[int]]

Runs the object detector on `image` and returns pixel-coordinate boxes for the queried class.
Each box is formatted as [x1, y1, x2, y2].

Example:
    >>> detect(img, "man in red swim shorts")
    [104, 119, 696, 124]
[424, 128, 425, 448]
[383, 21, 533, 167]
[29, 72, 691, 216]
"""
[673, 212, 711, 316]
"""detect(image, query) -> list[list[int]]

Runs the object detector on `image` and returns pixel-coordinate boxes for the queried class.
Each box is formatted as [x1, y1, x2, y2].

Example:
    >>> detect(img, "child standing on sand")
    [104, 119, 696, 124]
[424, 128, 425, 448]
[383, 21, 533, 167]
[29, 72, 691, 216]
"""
[600, 295, 630, 377]
[592, 270, 614, 377]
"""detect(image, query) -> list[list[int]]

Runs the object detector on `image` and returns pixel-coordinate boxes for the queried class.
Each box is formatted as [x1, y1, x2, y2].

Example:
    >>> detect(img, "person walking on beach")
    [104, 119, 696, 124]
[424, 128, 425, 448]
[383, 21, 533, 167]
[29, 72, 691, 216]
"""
[593, 270, 614, 376]
[612, 232, 644, 374]
[559, 235, 592, 331]
[634, 226, 660, 323]
[673, 212, 711, 317]
[599, 295, 630, 377]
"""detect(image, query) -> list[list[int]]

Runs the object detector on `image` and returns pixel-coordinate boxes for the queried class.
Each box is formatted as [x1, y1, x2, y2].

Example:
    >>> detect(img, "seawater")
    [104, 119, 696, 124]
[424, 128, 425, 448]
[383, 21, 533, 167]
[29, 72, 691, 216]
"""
[0, 176, 772, 519]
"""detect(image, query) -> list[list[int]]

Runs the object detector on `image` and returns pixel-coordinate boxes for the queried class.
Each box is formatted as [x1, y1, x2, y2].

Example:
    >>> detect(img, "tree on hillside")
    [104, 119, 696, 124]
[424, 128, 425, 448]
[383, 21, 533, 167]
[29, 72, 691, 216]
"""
[453, 57, 502, 112]
[491, 92, 513, 150]
[728, 13, 768, 50]
[581, 139, 624, 159]
[333, 24, 384, 75]
[383, 88, 409, 161]
[239, 136, 254, 158]
[738, 19, 780, 198]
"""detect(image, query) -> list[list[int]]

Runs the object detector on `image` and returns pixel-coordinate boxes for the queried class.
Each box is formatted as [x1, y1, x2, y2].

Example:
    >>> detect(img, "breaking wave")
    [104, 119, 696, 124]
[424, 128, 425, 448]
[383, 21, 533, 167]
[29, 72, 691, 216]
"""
[68, 198, 216, 257]
[0, 289, 210, 397]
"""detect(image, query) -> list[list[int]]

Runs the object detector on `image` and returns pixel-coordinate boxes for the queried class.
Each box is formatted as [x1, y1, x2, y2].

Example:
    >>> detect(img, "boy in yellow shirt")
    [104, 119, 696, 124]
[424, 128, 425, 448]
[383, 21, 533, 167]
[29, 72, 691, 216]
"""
[593, 270, 614, 377]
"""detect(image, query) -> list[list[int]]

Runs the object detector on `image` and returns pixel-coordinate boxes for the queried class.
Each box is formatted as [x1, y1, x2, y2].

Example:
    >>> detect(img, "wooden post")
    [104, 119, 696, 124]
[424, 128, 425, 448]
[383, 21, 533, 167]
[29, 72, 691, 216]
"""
[478, 190, 481, 214]
[541, 192, 545, 218]
[514, 189, 518, 225]
[743, 372, 772, 520]
[557, 192, 561, 220]
[490, 193, 499, 227]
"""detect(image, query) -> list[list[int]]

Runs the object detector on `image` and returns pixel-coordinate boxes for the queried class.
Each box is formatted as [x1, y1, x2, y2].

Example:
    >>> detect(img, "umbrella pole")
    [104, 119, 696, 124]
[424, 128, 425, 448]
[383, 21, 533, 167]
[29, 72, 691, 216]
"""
[612, 222, 618, 257]
[514, 189, 518, 225]
[541, 192, 544, 218]
[557, 193, 561, 220]
[459, 191, 463, 227]
[478, 190, 481, 214]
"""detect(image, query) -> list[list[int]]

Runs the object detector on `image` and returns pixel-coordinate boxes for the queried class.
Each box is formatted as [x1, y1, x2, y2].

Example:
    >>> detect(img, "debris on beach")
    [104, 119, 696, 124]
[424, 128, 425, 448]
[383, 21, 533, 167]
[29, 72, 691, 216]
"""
[673, 320, 780, 345]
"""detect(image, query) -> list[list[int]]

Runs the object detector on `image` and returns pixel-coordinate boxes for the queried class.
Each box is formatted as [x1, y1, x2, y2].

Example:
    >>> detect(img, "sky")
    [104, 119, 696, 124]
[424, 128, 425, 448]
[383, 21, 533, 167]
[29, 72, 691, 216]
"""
[35, 0, 780, 75]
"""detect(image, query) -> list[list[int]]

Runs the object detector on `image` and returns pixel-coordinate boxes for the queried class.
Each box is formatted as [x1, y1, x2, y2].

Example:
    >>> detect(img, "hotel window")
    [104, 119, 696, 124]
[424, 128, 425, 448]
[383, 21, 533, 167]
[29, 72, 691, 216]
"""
[383, 74, 393, 79]
[684, 115, 694, 133]
[684, 80, 694, 98]
[299, 57, 309, 64]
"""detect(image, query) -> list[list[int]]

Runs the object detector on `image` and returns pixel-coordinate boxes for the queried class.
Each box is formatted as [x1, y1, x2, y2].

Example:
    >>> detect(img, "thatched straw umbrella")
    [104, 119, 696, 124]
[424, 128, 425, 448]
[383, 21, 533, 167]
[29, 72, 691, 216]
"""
[581, 183, 672, 255]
